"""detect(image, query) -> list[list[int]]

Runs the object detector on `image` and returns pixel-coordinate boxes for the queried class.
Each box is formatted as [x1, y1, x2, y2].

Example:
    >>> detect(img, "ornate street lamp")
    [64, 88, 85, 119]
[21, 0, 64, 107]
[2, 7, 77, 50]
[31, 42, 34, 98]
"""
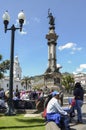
[2, 11, 25, 116]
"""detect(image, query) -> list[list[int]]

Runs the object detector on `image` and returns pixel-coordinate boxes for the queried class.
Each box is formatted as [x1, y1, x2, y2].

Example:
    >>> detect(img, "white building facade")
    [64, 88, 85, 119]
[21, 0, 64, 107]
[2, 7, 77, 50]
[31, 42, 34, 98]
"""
[0, 56, 22, 91]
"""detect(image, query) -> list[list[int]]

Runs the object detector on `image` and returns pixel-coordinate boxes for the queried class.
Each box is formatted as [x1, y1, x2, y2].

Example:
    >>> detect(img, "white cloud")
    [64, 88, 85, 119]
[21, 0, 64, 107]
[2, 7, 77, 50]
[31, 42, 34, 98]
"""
[57, 64, 62, 68]
[57, 64, 61, 67]
[34, 17, 40, 23]
[68, 60, 72, 64]
[19, 29, 27, 35]
[75, 64, 86, 73]
[76, 67, 83, 72]
[80, 64, 86, 69]
[31, 17, 40, 23]
[58, 42, 82, 54]
[70, 51, 75, 54]
[73, 72, 77, 75]
[58, 42, 74, 51]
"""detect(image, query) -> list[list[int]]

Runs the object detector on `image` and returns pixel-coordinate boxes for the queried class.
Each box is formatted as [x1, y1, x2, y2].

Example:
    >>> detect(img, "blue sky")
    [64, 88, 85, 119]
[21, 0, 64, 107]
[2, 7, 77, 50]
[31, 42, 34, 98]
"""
[0, 0, 86, 77]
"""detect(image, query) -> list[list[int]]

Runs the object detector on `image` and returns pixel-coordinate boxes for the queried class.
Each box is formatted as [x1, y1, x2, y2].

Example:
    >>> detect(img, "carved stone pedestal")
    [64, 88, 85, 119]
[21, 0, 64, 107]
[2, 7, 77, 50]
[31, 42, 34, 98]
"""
[44, 72, 62, 90]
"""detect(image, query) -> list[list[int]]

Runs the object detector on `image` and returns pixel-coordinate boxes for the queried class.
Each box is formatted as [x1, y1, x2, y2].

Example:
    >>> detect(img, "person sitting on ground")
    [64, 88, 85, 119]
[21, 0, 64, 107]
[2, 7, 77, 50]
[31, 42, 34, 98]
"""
[46, 91, 70, 130]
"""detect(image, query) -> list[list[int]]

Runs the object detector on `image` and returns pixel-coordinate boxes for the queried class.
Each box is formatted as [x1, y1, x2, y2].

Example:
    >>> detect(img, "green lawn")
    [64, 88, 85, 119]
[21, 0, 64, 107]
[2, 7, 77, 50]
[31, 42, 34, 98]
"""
[0, 114, 45, 130]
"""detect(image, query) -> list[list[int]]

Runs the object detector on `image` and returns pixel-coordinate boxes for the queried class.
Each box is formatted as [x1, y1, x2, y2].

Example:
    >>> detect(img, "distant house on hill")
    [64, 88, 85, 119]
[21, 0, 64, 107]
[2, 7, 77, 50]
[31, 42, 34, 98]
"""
[74, 73, 86, 90]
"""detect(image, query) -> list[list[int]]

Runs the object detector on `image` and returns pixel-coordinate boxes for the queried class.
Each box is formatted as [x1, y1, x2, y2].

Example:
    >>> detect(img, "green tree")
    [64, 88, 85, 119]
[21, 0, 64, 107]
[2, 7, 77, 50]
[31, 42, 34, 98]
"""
[62, 74, 74, 93]
[21, 76, 31, 90]
[0, 54, 10, 79]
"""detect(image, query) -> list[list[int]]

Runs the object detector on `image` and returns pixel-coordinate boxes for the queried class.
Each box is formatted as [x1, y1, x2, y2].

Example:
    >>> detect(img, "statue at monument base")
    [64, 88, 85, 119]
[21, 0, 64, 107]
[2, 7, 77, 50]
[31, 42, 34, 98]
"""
[44, 71, 62, 91]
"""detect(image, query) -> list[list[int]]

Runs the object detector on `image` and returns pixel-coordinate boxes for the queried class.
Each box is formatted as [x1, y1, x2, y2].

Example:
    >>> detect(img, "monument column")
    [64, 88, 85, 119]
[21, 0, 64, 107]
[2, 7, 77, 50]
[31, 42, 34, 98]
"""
[44, 10, 62, 89]
[45, 10, 59, 73]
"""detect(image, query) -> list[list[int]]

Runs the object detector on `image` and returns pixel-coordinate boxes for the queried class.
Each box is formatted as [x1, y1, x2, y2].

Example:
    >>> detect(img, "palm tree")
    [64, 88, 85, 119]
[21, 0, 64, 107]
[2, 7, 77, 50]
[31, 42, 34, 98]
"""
[62, 74, 74, 93]
[0, 54, 10, 79]
[0, 55, 2, 60]
[0, 55, 3, 79]
[21, 76, 31, 90]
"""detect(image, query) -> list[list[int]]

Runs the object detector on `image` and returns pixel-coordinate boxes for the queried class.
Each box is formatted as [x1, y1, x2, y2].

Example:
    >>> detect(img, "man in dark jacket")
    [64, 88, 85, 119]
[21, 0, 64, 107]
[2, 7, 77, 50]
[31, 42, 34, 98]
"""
[73, 82, 84, 123]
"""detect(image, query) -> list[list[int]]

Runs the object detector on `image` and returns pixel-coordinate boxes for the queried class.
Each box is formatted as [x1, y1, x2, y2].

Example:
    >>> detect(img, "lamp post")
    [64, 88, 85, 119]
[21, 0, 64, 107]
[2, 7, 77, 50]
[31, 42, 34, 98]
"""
[2, 11, 25, 116]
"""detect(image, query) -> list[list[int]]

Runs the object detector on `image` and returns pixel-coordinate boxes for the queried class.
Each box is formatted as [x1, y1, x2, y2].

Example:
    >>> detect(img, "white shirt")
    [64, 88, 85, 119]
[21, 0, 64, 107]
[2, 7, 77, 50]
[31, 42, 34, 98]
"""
[47, 97, 67, 116]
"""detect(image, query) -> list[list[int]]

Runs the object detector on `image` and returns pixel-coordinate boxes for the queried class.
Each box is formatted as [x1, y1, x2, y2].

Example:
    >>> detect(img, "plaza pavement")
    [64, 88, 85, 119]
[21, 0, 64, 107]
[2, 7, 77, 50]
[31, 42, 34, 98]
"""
[24, 103, 86, 130]
[70, 103, 86, 130]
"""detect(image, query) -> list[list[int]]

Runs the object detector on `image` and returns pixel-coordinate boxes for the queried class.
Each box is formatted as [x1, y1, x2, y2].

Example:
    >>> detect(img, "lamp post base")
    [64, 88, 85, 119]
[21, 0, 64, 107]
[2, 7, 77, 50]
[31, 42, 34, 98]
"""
[5, 108, 16, 116]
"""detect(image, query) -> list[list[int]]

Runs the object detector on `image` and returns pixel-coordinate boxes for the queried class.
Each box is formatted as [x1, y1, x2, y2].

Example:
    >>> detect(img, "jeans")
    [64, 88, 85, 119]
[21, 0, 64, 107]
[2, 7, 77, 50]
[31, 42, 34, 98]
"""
[75, 100, 83, 122]
[60, 115, 70, 130]
[47, 113, 70, 130]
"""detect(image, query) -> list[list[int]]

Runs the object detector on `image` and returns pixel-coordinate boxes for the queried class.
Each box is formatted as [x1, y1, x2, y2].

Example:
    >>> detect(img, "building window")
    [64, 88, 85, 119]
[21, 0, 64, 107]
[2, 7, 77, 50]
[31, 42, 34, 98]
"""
[16, 85, 18, 88]
[7, 84, 9, 88]
[18, 74, 19, 78]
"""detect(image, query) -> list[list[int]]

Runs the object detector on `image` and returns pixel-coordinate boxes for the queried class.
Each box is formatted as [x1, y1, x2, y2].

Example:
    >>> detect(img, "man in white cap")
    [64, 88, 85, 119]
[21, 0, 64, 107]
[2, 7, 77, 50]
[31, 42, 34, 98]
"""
[46, 91, 70, 130]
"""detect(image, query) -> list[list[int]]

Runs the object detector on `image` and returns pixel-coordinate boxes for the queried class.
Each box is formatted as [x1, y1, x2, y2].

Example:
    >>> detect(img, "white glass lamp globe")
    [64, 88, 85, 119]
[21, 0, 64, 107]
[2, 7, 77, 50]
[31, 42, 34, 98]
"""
[2, 11, 10, 22]
[18, 11, 25, 21]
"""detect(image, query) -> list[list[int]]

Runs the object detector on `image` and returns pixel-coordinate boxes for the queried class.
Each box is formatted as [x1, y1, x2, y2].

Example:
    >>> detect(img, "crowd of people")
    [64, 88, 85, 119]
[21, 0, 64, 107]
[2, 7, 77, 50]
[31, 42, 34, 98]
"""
[0, 86, 51, 109]
[43, 82, 84, 130]
[0, 82, 85, 129]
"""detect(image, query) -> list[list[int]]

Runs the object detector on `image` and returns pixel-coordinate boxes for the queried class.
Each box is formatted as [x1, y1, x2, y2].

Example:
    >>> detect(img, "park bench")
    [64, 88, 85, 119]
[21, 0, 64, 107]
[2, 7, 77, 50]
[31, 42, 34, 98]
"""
[13, 99, 36, 109]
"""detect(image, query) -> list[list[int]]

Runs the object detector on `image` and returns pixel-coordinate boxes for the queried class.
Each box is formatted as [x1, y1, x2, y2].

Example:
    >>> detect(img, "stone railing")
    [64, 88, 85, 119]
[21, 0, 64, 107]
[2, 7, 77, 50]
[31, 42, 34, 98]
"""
[63, 94, 86, 105]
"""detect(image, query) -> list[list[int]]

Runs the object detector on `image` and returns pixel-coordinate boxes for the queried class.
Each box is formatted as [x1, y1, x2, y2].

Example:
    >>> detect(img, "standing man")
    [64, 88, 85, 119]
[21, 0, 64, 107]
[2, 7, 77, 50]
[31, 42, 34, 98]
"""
[73, 82, 84, 123]
[46, 91, 70, 130]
